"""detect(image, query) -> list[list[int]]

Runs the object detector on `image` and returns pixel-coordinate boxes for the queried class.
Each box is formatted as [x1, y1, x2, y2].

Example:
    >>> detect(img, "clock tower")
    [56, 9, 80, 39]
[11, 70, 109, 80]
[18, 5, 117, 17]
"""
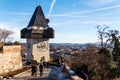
[21, 5, 54, 63]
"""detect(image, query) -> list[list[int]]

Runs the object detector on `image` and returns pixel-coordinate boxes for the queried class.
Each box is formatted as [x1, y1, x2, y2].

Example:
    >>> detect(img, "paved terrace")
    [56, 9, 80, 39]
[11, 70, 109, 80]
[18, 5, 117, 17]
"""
[4, 66, 69, 80]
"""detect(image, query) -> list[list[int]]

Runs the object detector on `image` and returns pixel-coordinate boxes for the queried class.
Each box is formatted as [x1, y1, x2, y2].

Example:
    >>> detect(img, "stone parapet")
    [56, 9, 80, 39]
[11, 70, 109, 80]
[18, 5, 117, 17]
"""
[64, 63, 83, 80]
[0, 45, 22, 76]
[2, 45, 21, 53]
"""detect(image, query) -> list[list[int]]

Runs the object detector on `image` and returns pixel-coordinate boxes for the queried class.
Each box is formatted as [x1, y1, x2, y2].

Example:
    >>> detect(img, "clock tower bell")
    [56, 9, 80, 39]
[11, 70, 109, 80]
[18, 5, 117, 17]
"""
[21, 5, 54, 63]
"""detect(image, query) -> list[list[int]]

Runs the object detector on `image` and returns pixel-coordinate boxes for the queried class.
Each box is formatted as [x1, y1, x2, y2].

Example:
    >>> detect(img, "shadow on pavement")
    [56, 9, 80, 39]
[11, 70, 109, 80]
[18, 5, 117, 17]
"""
[30, 77, 48, 80]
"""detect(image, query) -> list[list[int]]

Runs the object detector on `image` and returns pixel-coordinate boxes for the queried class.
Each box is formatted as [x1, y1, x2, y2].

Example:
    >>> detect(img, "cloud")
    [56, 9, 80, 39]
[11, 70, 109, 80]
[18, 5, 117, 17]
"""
[47, 0, 56, 17]
[72, 1, 80, 7]
[50, 34, 83, 43]
[59, 4, 120, 15]
[52, 14, 89, 18]
[5, 12, 31, 15]
[67, 35, 82, 39]
[51, 14, 107, 19]
[51, 20, 115, 28]
[87, 0, 118, 7]
[50, 33, 98, 43]
[50, 4, 120, 28]
[49, 4, 120, 24]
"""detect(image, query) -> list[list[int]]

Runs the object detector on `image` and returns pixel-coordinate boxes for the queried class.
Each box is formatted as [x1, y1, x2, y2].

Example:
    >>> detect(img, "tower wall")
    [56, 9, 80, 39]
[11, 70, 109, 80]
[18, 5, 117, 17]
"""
[27, 39, 50, 63]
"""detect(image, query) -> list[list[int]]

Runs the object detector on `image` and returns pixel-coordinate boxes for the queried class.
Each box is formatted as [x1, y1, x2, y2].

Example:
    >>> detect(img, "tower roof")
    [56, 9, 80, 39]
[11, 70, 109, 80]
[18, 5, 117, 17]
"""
[27, 5, 49, 27]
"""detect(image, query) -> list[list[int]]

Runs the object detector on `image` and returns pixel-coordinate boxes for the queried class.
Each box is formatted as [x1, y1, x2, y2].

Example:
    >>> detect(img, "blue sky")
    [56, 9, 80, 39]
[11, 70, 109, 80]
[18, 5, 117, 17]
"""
[0, 0, 120, 43]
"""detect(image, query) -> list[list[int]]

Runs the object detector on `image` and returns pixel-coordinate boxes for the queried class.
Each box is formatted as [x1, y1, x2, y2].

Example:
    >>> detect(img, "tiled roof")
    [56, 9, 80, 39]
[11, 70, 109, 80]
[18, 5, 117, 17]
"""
[27, 5, 49, 27]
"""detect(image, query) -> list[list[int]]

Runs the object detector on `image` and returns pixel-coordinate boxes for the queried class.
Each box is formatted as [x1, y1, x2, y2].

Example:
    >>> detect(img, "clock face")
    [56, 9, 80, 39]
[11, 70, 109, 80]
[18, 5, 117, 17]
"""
[37, 41, 48, 52]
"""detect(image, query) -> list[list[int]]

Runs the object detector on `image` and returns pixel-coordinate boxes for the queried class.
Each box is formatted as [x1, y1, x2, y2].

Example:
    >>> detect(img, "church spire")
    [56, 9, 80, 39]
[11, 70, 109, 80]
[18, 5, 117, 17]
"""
[27, 5, 49, 27]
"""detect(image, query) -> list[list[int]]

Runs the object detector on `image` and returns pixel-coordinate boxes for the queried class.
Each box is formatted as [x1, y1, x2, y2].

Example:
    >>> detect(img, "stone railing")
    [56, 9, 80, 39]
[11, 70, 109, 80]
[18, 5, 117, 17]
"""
[64, 63, 83, 80]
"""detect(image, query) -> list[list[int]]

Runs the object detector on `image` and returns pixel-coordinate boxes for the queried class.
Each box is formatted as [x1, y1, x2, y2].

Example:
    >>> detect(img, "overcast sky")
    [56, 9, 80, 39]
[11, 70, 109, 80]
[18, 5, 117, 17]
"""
[0, 0, 120, 43]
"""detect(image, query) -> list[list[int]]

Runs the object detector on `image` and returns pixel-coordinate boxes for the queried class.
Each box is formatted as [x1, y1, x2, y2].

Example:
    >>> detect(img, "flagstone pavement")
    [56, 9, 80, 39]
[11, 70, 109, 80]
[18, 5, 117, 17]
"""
[4, 66, 70, 80]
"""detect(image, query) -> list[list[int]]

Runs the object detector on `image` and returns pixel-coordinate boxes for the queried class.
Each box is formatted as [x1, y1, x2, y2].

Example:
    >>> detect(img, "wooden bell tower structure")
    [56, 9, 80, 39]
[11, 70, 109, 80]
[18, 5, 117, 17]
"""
[21, 5, 54, 63]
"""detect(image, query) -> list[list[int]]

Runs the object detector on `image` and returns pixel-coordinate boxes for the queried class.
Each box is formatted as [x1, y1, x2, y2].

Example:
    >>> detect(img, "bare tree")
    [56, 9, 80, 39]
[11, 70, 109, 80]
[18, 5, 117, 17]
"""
[65, 44, 101, 79]
[0, 28, 14, 43]
[65, 43, 115, 80]
[96, 25, 109, 48]
[105, 30, 120, 47]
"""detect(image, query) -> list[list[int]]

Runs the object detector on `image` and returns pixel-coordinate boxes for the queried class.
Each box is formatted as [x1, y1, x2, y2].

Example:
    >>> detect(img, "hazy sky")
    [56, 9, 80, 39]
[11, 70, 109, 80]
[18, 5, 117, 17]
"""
[0, 0, 120, 43]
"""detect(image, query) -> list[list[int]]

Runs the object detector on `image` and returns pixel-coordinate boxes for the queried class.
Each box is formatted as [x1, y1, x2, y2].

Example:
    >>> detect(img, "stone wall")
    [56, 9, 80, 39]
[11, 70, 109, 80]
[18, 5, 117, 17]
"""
[27, 39, 50, 62]
[0, 45, 22, 75]
[65, 63, 83, 80]
[2, 45, 21, 53]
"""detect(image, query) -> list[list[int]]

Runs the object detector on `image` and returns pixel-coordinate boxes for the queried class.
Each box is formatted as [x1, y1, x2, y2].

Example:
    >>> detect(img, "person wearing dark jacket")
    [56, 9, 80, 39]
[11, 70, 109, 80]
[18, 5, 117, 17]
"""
[31, 64, 37, 78]
[39, 64, 43, 76]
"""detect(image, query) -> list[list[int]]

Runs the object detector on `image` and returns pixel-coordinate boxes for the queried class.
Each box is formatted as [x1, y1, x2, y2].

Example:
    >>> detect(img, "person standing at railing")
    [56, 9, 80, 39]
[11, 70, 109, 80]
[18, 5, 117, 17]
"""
[61, 61, 66, 72]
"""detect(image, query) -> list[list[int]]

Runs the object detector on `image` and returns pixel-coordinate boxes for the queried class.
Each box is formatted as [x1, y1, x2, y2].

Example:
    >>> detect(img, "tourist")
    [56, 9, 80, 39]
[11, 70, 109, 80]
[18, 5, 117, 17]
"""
[46, 62, 49, 68]
[39, 63, 43, 76]
[43, 61, 47, 68]
[31, 64, 37, 78]
[61, 60, 66, 72]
